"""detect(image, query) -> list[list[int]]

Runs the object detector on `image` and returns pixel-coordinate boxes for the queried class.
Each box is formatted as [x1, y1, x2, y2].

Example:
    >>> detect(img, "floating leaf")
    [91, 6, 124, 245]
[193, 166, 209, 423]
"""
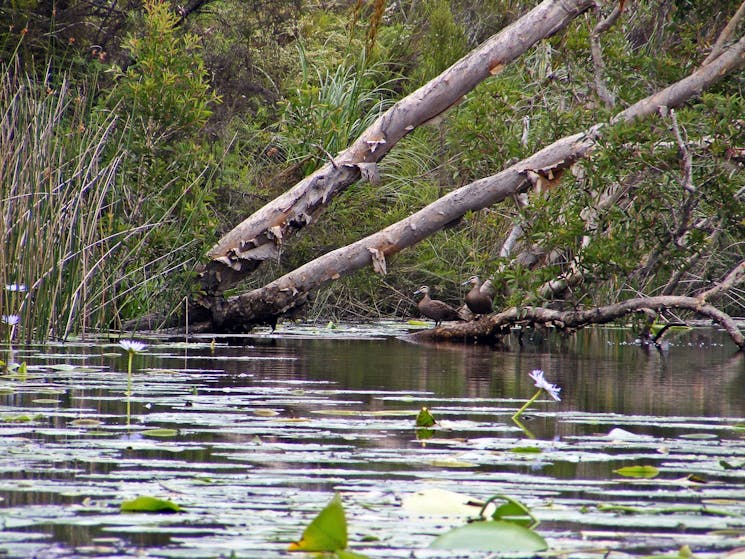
[141, 428, 178, 438]
[415, 407, 436, 428]
[512, 446, 542, 453]
[488, 495, 538, 528]
[720, 460, 745, 470]
[120, 496, 181, 513]
[70, 418, 102, 427]
[288, 493, 347, 552]
[253, 409, 280, 417]
[402, 489, 484, 516]
[614, 465, 660, 478]
[429, 520, 547, 552]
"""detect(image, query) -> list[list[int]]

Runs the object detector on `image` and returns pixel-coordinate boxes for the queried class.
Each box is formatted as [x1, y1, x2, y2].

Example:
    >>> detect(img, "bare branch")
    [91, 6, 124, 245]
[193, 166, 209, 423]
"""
[411, 295, 744, 349]
[590, 3, 622, 107]
[698, 260, 745, 302]
[703, 0, 745, 64]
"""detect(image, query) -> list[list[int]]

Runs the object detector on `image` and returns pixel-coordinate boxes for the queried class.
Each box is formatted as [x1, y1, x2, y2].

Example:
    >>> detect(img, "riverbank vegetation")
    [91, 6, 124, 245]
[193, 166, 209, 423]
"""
[1, 0, 744, 341]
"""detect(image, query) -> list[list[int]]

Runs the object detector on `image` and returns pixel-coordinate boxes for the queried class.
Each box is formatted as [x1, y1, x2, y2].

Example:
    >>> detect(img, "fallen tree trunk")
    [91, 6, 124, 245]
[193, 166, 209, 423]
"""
[199, 0, 595, 294]
[205, 35, 745, 333]
[408, 292, 745, 350]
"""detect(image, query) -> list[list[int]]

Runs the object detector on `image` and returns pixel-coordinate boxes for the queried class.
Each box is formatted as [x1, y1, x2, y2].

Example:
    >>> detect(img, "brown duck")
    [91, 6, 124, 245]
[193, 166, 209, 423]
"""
[413, 286, 460, 326]
[462, 275, 494, 316]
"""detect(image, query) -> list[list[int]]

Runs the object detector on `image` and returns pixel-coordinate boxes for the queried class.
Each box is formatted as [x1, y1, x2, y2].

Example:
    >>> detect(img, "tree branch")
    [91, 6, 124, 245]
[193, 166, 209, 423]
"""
[411, 294, 744, 350]
[199, 0, 597, 294]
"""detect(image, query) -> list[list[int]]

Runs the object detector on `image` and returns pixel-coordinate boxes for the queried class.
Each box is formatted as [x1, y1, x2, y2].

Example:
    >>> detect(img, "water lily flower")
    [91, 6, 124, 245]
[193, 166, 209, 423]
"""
[119, 340, 146, 353]
[529, 369, 561, 401]
[513, 368, 562, 423]
[5, 284, 27, 292]
[2, 315, 20, 326]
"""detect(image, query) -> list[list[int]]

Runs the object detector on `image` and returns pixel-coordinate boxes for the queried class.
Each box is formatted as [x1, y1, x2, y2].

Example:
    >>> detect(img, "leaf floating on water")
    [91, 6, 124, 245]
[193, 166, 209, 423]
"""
[288, 493, 347, 552]
[141, 428, 178, 438]
[678, 433, 718, 440]
[430, 458, 476, 468]
[120, 496, 181, 513]
[70, 418, 102, 427]
[613, 465, 660, 479]
[402, 488, 485, 517]
[253, 409, 280, 417]
[429, 520, 547, 552]
[720, 460, 745, 470]
[415, 407, 436, 428]
[512, 446, 543, 453]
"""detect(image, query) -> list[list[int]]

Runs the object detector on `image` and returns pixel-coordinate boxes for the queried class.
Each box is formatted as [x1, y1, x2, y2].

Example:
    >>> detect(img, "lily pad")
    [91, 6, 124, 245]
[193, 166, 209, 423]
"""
[141, 428, 178, 438]
[120, 496, 181, 513]
[429, 520, 547, 552]
[613, 465, 660, 479]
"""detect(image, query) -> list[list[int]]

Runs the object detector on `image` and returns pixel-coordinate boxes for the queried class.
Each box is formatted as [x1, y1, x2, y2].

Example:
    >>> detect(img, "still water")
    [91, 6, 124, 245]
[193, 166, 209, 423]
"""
[0, 323, 743, 558]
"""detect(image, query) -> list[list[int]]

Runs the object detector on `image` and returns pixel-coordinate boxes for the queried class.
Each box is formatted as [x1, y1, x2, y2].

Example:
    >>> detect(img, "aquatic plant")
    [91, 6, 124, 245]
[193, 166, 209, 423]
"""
[119, 339, 146, 424]
[512, 368, 561, 421]
[1, 314, 19, 343]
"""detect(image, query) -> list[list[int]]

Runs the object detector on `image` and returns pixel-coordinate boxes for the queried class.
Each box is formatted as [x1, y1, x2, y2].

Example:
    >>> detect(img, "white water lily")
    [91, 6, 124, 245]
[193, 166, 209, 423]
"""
[118, 340, 146, 353]
[529, 369, 561, 401]
[2, 314, 20, 326]
[5, 283, 27, 292]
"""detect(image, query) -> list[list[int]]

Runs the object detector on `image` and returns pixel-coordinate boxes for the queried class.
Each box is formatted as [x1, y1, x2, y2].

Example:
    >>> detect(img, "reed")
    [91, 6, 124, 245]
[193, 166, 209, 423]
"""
[0, 55, 140, 341]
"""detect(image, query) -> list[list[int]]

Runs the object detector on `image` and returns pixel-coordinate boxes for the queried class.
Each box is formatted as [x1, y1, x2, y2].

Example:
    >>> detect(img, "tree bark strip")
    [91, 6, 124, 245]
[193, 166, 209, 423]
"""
[200, 0, 596, 294]
[207, 35, 745, 333]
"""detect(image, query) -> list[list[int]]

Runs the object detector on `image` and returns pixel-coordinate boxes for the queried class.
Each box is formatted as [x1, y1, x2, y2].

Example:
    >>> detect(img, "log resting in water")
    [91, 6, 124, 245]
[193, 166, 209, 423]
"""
[409, 293, 745, 351]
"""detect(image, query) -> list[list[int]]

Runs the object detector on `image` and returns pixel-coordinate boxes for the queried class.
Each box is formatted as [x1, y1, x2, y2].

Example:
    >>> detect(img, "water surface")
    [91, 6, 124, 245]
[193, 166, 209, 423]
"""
[0, 324, 743, 558]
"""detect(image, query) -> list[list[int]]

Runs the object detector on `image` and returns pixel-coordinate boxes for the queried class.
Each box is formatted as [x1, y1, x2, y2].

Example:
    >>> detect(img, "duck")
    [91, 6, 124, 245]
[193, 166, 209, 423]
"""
[413, 286, 461, 327]
[462, 275, 494, 316]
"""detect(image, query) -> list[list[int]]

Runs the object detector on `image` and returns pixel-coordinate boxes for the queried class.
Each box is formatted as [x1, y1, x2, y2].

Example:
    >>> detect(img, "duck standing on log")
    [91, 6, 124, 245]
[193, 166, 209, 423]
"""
[462, 275, 494, 317]
[413, 285, 461, 327]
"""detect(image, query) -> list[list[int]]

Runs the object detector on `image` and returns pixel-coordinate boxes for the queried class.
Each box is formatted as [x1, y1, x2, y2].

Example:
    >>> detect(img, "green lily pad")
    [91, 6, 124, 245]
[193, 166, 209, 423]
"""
[512, 446, 543, 453]
[120, 496, 181, 513]
[288, 493, 347, 552]
[141, 428, 178, 438]
[614, 465, 660, 478]
[429, 520, 547, 552]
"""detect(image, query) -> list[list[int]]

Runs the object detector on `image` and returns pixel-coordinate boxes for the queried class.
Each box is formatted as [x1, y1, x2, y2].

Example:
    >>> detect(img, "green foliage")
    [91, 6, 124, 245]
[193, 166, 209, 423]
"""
[120, 495, 182, 513]
[429, 519, 548, 552]
[289, 493, 348, 552]
[109, 0, 217, 143]
[412, 0, 468, 84]
[103, 0, 222, 320]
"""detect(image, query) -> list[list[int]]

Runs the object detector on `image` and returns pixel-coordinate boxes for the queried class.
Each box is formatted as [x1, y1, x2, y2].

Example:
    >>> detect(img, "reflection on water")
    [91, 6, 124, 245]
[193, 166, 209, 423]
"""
[0, 324, 743, 558]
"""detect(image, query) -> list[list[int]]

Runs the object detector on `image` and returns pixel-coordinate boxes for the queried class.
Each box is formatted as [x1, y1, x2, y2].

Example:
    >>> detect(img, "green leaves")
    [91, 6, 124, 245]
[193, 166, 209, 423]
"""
[429, 520, 548, 552]
[415, 407, 436, 428]
[120, 496, 181, 513]
[289, 494, 348, 552]
[614, 465, 660, 479]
